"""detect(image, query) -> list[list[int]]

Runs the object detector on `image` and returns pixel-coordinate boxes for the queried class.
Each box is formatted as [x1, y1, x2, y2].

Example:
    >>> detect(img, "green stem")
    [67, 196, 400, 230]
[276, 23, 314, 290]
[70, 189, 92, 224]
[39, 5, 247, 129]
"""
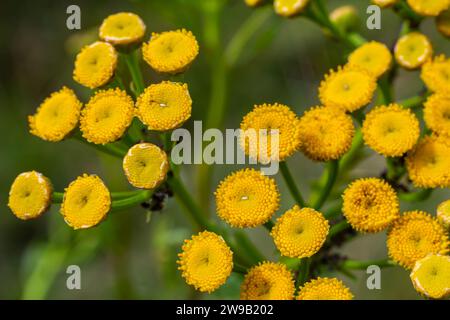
[328, 220, 350, 240]
[399, 188, 433, 202]
[399, 95, 426, 109]
[263, 219, 275, 231]
[377, 76, 394, 105]
[341, 259, 396, 270]
[313, 160, 339, 210]
[123, 50, 145, 96]
[233, 263, 248, 275]
[111, 190, 153, 212]
[234, 231, 266, 264]
[324, 202, 342, 219]
[296, 258, 311, 287]
[52, 192, 64, 204]
[280, 161, 307, 207]
[72, 134, 127, 158]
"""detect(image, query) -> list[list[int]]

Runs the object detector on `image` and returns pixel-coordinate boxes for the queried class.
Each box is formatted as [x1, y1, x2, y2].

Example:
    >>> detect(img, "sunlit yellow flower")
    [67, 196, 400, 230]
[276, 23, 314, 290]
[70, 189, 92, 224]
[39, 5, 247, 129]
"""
[362, 104, 420, 157]
[437, 200, 450, 227]
[240, 262, 295, 300]
[177, 231, 233, 293]
[394, 32, 433, 70]
[410, 254, 450, 299]
[407, 0, 450, 16]
[436, 9, 450, 37]
[274, 0, 310, 17]
[136, 81, 191, 131]
[297, 277, 353, 300]
[423, 93, 450, 137]
[271, 206, 329, 258]
[421, 55, 450, 93]
[61, 174, 111, 230]
[371, 0, 399, 8]
[298, 106, 354, 161]
[387, 211, 449, 269]
[80, 88, 135, 144]
[99, 12, 146, 45]
[245, 0, 265, 7]
[342, 178, 399, 233]
[8, 171, 53, 220]
[73, 41, 118, 89]
[123, 143, 169, 189]
[28, 87, 82, 142]
[319, 66, 377, 112]
[240, 103, 301, 162]
[142, 29, 199, 74]
[215, 168, 280, 228]
[348, 41, 392, 78]
[405, 135, 450, 188]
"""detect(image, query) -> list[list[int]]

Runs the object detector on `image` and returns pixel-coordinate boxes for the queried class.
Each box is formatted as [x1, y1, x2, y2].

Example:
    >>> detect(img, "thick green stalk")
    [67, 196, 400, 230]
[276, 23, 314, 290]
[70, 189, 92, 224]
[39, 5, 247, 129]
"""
[341, 259, 395, 270]
[52, 192, 64, 204]
[233, 263, 248, 275]
[399, 188, 433, 202]
[280, 161, 307, 207]
[327, 220, 350, 240]
[123, 50, 145, 95]
[399, 95, 426, 109]
[111, 190, 153, 212]
[72, 134, 127, 158]
[296, 258, 311, 287]
[313, 160, 339, 210]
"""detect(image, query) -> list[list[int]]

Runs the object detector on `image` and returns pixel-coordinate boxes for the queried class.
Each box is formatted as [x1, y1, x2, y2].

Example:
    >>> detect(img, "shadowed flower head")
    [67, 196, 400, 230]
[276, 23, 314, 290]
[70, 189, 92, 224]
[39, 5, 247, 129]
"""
[73, 41, 118, 89]
[319, 66, 377, 112]
[348, 41, 392, 78]
[298, 106, 354, 161]
[387, 210, 449, 269]
[240, 262, 295, 300]
[99, 12, 146, 45]
[28, 87, 82, 142]
[142, 29, 199, 74]
[136, 81, 192, 131]
[177, 231, 233, 293]
[437, 9, 450, 37]
[240, 103, 301, 162]
[80, 88, 135, 144]
[437, 199, 450, 227]
[342, 178, 399, 233]
[274, 0, 310, 17]
[297, 277, 353, 300]
[421, 55, 450, 93]
[8, 171, 53, 220]
[271, 206, 329, 258]
[423, 93, 450, 137]
[61, 174, 111, 230]
[215, 168, 280, 228]
[362, 104, 420, 157]
[407, 0, 450, 16]
[405, 135, 450, 188]
[372, 0, 399, 8]
[410, 254, 450, 299]
[245, 0, 265, 7]
[395, 32, 433, 70]
[123, 143, 169, 189]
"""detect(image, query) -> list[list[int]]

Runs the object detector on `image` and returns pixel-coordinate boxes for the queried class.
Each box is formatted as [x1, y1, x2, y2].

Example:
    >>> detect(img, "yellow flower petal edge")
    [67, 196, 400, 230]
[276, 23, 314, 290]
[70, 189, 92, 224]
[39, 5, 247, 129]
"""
[99, 12, 146, 45]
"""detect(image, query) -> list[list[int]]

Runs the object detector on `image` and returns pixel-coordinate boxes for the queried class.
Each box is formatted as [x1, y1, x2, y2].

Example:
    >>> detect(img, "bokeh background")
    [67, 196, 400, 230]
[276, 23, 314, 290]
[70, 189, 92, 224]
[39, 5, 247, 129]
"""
[0, 0, 448, 299]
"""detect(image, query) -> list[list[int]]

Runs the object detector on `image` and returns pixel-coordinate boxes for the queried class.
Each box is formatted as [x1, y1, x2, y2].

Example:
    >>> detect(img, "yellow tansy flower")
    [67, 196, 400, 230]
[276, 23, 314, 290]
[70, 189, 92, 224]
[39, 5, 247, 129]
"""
[28, 87, 82, 142]
[8, 171, 53, 220]
[423, 93, 450, 137]
[371, 0, 399, 8]
[136, 81, 192, 131]
[142, 29, 199, 74]
[99, 12, 146, 45]
[410, 254, 450, 299]
[407, 0, 450, 16]
[271, 206, 329, 258]
[436, 9, 450, 37]
[394, 32, 433, 70]
[240, 103, 301, 162]
[437, 200, 450, 227]
[73, 41, 118, 89]
[177, 231, 233, 293]
[61, 174, 111, 230]
[362, 104, 420, 157]
[245, 0, 265, 7]
[348, 41, 392, 78]
[405, 135, 450, 188]
[387, 211, 449, 269]
[421, 55, 450, 93]
[342, 178, 399, 233]
[319, 66, 377, 112]
[215, 169, 280, 228]
[298, 106, 355, 161]
[80, 88, 135, 145]
[297, 277, 353, 300]
[123, 143, 169, 189]
[274, 0, 310, 18]
[240, 262, 295, 300]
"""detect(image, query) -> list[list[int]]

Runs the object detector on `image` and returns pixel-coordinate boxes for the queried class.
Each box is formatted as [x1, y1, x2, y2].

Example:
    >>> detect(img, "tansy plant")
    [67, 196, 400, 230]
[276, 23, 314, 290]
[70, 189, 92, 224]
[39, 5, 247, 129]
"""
[8, 0, 450, 300]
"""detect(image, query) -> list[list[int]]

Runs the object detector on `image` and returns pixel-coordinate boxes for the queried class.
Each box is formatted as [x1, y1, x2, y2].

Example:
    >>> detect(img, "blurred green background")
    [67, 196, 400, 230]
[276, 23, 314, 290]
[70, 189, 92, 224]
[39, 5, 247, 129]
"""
[0, 0, 448, 299]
